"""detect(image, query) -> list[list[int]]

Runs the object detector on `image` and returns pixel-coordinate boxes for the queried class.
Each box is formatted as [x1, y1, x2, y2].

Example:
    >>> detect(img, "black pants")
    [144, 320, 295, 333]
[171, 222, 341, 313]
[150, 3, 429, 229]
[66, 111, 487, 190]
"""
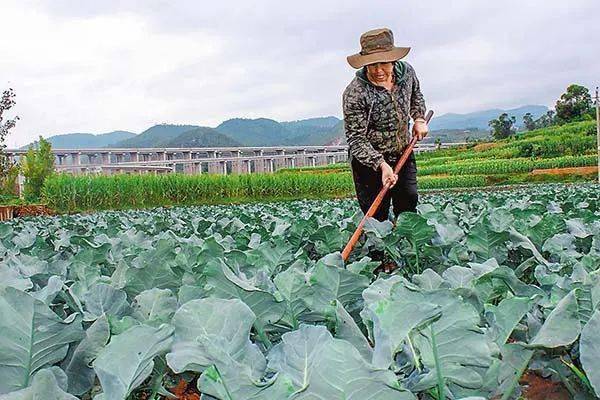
[350, 152, 418, 222]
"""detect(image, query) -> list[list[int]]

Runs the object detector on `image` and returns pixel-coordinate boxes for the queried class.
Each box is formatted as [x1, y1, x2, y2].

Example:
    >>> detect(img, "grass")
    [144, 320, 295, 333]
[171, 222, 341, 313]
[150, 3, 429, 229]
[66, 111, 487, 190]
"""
[42, 169, 596, 213]
[42, 172, 496, 212]
[42, 172, 355, 212]
[0, 194, 25, 206]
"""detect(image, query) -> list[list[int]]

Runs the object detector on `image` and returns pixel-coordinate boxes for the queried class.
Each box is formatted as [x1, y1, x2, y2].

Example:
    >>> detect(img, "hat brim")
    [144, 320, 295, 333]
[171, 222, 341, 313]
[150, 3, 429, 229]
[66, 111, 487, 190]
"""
[346, 47, 410, 69]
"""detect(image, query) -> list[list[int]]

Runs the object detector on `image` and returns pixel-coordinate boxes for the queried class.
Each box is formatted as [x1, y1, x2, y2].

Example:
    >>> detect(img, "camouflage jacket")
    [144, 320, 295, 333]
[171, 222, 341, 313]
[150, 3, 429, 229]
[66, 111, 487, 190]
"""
[342, 61, 426, 170]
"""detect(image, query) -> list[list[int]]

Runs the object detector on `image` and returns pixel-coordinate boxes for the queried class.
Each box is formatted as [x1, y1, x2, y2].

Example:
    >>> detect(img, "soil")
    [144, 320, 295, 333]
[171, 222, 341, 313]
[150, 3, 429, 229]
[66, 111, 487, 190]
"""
[0, 204, 55, 221]
[169, 378, 201, 400]
[472, 142, 498, 151]
[531, 166, 597, 176]
[13, 204, 54, 218]
[520, 371, 570, 400]
[0, 205, 14, 221]
[374, 261, 399, 274]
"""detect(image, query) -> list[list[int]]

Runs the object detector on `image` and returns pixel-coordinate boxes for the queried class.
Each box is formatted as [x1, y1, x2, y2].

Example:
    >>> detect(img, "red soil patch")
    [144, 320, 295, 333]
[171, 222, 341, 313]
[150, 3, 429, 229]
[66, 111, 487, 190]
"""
[0, 204, 54, 221]
[14, 204, 54, 217]
[520, 372, 570, 400]
[169, 378, 201, 400]
[531, 166, 597, 176]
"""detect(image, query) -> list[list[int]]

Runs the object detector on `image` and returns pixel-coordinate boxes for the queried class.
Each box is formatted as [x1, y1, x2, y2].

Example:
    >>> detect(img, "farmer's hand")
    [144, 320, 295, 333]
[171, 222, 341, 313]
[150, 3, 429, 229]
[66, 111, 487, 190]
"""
[380, 161, 398, 188]
[413, 119, 429, 141]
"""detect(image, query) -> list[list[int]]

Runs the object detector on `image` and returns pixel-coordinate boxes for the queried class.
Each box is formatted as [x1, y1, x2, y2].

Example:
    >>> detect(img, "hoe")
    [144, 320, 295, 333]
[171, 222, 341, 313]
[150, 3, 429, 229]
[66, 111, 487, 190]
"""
[341, 109, 434, 261]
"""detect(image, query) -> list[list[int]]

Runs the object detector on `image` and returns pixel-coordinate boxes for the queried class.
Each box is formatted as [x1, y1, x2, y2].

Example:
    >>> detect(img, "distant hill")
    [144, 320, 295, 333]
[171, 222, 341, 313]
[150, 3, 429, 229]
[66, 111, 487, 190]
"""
[428, 105, 548, 131]
[285, 120, 344, 146]
[24, 105, 551, 149]
[215, 118, 292, 146]
[325, 121, 347, 145]
[215, 116, 342, 146]
[281, 117, 342, 145]
[424, 128, 491, 143]
[21, 130, 136, 149]
[113, 124, 199, 148]
[281, 116, 340, 138]
[163, 127, 241, 148]
[278, 106, 547, 145]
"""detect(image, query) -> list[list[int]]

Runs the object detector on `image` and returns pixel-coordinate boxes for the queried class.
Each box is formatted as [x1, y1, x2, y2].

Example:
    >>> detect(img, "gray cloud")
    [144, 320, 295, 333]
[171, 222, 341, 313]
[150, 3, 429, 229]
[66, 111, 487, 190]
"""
[3, 0, 599, 147]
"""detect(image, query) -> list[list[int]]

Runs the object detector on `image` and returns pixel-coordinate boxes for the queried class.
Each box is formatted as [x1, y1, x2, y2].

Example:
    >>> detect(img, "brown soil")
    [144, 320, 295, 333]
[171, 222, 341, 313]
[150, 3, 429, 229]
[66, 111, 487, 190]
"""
[0, 206, 14, 221]
[520, 372, 570, 400]
[13, 204, 54, 218]
[472, 142, 498, 151]
[531, 166, 597, 176]
[374, 261, 399, 274]
[168, 378, 201, 400]
[0, 204, 54, 221]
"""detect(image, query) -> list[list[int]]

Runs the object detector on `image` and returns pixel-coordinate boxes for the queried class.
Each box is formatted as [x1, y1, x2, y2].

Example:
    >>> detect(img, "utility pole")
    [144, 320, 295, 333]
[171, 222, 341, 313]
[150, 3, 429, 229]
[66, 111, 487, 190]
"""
[596, 86, 600, 184]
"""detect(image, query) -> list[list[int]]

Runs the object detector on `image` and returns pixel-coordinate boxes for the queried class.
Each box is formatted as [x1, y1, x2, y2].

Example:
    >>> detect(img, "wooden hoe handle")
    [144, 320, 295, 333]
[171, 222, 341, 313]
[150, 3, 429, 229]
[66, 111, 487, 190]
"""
[341, 110, 434, 261]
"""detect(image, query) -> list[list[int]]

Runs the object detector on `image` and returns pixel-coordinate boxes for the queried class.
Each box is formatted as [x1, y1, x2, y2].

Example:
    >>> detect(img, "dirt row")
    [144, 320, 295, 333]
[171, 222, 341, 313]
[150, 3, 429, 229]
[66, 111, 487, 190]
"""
[0, 204, 54, 221]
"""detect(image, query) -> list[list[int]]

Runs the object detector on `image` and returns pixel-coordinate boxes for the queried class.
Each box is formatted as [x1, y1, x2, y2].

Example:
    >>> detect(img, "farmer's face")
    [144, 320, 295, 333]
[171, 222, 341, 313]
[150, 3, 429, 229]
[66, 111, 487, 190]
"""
[366, 62, 394, 83]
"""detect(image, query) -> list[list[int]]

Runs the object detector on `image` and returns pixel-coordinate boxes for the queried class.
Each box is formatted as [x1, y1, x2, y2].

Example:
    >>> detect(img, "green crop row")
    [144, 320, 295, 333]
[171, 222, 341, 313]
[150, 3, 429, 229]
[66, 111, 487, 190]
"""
[42, 172, 355, 212]
[417, 121, 596, 161]
[43, 170, 500, 212]
[419, 154, 596, 176]
[277, 121, 597, 176]
[277, 162, 348, 174]
[419, 174, 487, 189]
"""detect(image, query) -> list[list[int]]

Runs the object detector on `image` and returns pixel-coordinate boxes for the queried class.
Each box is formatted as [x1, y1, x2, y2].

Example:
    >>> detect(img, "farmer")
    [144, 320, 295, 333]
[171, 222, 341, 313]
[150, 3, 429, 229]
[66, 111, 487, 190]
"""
[343, 27, 428, 223]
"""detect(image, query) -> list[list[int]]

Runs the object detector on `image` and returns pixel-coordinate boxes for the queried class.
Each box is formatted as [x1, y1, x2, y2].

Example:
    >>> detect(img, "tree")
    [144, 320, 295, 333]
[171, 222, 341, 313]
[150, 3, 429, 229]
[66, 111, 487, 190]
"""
[488, 113, 516, 140]
[555, 84, 593, 123]
[434, 137, 442, 150]
[0, 88, 20, 197]
[21, 136, 55, 201]
[0, 88, 19, 178]
[522, 113, 537, 131]
[534, 110, 556, 129]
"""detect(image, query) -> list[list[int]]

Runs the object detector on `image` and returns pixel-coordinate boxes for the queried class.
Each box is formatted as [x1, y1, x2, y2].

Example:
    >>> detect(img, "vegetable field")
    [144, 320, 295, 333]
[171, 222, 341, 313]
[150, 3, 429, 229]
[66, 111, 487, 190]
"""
[0, 183, 599, 399]
[279, 120, 598, 187]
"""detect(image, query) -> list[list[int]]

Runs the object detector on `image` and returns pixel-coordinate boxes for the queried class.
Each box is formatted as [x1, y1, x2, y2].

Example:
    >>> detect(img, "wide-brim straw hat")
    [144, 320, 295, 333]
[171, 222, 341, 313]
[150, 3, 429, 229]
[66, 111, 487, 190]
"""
[347, 28, 410, 69]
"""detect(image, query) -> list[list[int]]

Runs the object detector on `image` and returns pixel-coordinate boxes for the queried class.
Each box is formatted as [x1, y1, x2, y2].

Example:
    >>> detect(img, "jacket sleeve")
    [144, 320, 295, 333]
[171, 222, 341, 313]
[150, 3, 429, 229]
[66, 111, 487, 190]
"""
[408, 65, 427, 121]
[343, 88, 385, 171]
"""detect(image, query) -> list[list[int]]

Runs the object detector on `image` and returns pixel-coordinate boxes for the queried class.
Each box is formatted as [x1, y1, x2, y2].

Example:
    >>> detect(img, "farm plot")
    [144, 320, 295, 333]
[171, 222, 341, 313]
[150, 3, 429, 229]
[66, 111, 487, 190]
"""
[0, 183, 599, 399]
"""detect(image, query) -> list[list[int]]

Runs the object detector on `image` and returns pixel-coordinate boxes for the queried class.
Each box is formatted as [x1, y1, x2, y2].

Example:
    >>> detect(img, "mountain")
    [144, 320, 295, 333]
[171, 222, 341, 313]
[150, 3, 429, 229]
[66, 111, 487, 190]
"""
[163, 127, 241, 148]
[325, 121, 347, 145]
[424, 128, 490, 143]
[281, 117, 342, 145]
[113, 124, 199, 148]
[22, 130, 136, 149]
[216, 116, 342, 146]
[428, 105, 548, 131]
[23, 105, 551, 149]
[285, 120, 345, 146]
[215, 118, 292, 146]
[281, 116, 340, 136]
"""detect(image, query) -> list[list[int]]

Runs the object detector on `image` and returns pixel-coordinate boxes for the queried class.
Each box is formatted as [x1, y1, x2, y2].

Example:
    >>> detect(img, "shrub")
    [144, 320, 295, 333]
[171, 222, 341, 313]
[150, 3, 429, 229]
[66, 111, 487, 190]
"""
[21, 136, 55, 201]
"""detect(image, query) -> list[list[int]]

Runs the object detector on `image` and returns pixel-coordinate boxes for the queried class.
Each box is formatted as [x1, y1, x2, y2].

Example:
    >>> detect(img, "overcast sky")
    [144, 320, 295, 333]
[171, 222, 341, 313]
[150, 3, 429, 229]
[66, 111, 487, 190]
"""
[2, 0, 599, 147]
